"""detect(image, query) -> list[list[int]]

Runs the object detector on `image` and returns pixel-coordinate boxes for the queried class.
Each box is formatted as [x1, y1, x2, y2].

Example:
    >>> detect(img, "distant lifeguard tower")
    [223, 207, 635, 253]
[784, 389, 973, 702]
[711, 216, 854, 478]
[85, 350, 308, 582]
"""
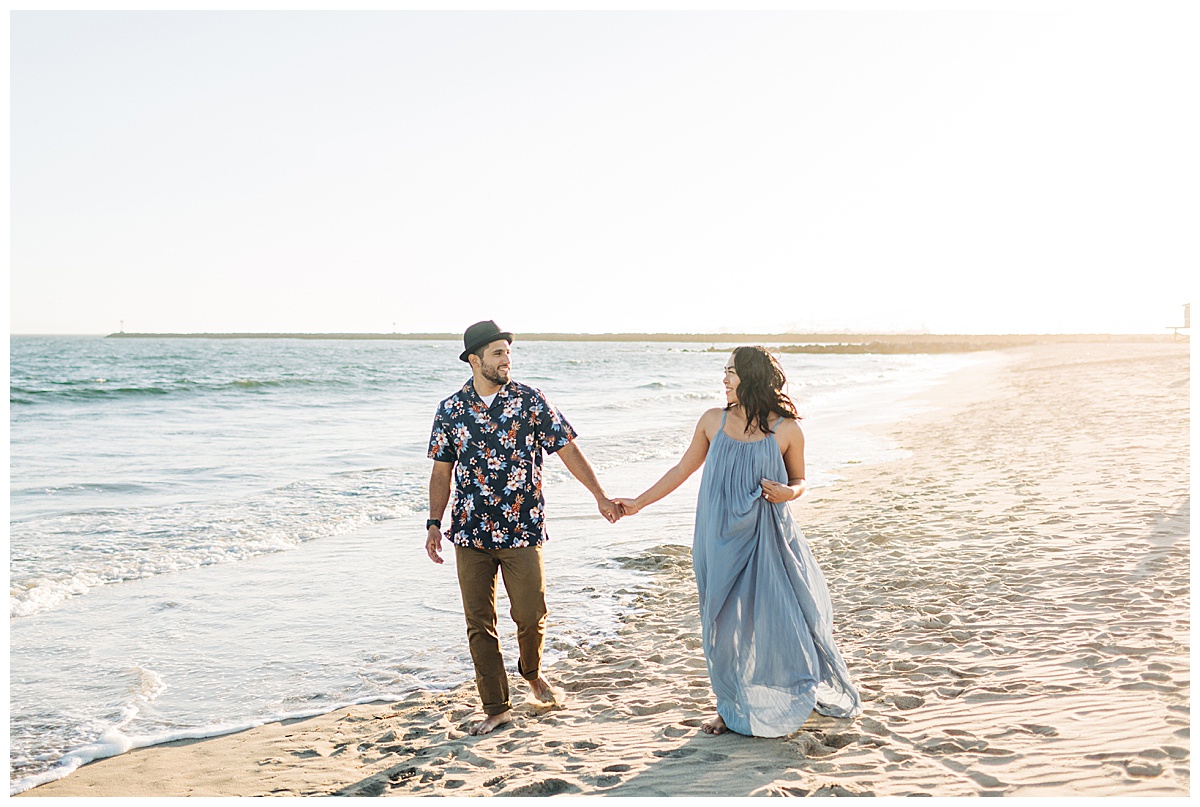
[1168, 304, 1189, 340]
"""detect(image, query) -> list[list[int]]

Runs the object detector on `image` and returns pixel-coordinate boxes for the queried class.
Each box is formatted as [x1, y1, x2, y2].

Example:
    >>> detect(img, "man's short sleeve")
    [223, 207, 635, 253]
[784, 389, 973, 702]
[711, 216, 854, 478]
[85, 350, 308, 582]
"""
[427, 402, 458, 462]
[536, 392, 577, 454]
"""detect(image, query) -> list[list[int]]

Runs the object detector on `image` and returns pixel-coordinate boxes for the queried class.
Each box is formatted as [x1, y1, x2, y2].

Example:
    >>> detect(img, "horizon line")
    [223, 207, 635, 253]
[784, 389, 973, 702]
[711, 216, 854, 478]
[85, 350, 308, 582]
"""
[8, 330, 1185, 342]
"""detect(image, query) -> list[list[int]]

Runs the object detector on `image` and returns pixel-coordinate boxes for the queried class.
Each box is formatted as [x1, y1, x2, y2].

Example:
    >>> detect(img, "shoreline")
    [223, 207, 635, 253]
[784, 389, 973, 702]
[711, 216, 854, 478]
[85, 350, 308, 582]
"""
[18, 342, 1190, 797]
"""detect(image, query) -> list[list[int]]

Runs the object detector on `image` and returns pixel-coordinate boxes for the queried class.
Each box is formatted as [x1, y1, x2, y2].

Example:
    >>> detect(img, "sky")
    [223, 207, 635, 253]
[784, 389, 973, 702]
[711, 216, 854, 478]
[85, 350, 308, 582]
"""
[8, 5, 1198, 335]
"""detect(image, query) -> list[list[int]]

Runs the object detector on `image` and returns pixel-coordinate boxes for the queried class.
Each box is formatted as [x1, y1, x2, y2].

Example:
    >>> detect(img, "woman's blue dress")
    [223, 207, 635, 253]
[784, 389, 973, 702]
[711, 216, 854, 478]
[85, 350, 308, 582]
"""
[693, 412, 862, 737]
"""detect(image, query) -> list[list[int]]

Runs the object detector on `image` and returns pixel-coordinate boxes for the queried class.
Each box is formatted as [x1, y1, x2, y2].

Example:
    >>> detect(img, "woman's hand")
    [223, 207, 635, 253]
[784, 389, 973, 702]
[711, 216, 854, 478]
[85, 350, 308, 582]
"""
[613, 497, 641, 516]
[760, 479, 796, 504]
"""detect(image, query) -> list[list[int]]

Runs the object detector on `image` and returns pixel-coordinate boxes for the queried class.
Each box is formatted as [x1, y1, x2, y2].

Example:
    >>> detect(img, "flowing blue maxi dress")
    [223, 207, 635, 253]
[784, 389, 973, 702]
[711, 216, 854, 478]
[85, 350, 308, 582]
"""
[693, 412, 862, 737]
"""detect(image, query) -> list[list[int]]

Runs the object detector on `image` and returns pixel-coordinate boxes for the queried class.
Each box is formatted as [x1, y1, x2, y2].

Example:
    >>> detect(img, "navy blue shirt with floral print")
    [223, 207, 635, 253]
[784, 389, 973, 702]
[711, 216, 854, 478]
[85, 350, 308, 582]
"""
[428, 379, 577, 549]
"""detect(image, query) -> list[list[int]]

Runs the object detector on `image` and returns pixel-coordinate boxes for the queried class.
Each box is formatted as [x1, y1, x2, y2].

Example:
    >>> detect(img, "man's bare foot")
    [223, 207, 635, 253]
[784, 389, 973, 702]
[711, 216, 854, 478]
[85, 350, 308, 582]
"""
[469, 710, 513, 736]
[528, 676, 562, 705]
[701, 713, 728, 735]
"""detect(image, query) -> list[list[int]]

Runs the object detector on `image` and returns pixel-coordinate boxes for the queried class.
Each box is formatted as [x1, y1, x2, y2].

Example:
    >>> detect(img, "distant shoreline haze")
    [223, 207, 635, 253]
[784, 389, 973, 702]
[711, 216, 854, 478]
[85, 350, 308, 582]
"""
[79, 331, 1184, 353]
[96, 331, 1174, 341]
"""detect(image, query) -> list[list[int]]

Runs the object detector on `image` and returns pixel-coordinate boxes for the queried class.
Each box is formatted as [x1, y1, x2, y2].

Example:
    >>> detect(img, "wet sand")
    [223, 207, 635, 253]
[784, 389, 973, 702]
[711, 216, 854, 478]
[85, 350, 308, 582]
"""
[21, 341, 1190, 797]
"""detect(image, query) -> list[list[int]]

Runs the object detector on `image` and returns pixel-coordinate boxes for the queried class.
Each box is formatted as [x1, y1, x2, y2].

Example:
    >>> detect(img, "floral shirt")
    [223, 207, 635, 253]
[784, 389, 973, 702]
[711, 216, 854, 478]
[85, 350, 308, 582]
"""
[427, 379, 577, 549]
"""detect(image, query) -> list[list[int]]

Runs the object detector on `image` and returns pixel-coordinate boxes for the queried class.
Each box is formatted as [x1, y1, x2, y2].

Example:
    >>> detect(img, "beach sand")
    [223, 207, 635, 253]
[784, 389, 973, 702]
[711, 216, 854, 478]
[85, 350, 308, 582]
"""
[20, 342, 1190, 797]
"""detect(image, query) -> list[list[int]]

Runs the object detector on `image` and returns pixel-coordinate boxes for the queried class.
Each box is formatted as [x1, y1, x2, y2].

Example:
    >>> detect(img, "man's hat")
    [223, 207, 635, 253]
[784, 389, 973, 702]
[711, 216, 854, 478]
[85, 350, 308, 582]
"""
[460, 320, 514, 362]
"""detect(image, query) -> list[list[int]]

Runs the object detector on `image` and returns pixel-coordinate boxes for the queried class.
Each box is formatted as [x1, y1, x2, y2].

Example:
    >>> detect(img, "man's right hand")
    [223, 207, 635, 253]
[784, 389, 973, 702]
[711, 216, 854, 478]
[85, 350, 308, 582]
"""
[426, 527, 444, 564]
[596, 496, 622, 524]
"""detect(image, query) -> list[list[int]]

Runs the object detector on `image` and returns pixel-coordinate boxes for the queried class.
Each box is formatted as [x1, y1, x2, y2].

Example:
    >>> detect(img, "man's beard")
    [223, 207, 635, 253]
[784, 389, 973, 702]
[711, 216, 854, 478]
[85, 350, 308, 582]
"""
[481, 363, 509, 386]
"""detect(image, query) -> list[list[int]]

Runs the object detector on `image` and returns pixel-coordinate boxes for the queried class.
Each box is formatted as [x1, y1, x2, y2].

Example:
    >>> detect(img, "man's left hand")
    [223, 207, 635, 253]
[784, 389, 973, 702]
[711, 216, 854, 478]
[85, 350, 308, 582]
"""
[426, 527, 445, 564]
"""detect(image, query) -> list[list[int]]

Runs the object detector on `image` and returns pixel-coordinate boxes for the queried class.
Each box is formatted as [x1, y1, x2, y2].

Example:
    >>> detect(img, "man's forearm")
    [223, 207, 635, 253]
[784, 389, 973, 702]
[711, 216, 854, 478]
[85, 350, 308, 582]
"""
[556, 441, 607, 500]
[430, 487, 450, 519]
[429, 464, 453, 519]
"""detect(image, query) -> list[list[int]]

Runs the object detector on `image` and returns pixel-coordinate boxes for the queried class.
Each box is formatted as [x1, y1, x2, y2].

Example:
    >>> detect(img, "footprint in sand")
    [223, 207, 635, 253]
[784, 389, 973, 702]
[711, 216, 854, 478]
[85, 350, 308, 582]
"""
[653, 747, 697, 759]
[503, 778, 581, 796]
[790, 734, 838, 757]
[628, 701, 676, 716]
[1123, 761, 1164, 778]
[858, 717, 890, 736]
[813, 732, 859, 750]
[886, 694, 925, 710]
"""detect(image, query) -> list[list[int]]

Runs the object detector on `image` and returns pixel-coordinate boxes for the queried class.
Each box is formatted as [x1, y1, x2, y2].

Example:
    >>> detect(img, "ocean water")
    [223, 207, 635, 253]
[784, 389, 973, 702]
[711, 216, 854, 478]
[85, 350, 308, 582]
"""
[8, 336, 978, 792]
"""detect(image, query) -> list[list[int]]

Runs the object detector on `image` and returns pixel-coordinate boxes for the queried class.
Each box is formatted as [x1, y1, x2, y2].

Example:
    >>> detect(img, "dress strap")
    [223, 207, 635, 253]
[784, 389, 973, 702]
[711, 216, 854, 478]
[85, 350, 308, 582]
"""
[720, 408, 728, 429]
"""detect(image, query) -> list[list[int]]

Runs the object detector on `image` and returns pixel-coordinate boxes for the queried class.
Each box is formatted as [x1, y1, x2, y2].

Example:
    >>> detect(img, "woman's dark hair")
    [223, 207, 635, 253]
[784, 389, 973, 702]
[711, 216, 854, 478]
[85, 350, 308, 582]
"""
[727, 346, 799, 435]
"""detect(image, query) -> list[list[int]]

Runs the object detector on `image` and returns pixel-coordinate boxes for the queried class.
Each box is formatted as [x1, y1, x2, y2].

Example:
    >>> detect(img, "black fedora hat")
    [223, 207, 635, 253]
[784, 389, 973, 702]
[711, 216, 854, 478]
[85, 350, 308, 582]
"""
[460, 320, 514, 362]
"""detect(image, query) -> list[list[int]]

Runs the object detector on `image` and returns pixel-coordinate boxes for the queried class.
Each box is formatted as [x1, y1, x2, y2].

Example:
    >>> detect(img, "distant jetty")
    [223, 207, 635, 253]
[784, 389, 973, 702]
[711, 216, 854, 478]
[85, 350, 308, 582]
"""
[103, 332, 1177, 354]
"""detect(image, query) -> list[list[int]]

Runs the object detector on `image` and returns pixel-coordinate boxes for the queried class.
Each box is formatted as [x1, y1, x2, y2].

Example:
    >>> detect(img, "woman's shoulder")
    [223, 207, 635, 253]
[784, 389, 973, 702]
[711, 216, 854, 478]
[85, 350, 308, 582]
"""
[772, 415, 804, 438]
[694, 407, 725, 434]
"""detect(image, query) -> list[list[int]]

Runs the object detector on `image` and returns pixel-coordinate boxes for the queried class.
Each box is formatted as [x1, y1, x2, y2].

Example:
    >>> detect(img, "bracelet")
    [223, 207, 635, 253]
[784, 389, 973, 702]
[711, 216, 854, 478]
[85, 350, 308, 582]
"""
[426, 519, 441, 530]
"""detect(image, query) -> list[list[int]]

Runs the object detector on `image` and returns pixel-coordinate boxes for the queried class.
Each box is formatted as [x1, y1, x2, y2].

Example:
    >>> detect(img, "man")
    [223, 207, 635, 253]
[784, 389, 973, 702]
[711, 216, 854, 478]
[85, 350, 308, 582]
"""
[426, 320, 622, 735]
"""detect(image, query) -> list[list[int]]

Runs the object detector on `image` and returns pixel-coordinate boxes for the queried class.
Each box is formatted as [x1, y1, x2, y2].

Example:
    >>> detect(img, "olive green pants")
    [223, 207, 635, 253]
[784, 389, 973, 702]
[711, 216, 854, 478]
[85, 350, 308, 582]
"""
[455, 544, 547, 715]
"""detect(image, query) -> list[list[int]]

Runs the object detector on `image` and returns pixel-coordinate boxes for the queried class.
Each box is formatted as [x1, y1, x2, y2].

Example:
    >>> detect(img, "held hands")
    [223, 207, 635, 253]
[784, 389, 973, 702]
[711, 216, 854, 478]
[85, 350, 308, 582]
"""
[597, 496, 623, 524]
[612, 498, 641, 516]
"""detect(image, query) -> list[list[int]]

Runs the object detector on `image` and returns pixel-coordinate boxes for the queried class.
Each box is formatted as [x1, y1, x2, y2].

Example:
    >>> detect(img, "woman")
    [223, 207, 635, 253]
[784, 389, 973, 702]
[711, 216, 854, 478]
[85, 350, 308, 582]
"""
[615, 346, 862, 736]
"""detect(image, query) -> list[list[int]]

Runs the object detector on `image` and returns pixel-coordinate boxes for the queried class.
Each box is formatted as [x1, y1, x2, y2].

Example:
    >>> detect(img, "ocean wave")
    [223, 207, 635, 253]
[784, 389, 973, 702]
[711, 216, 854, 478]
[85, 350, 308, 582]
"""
[8, 682, 443, 796]
[9, 472, 425, 619]
[7, 377, 364, 404]
[597, 390, 718, 410]
[10, 481, 159, 501]
[8, 664, 167, 795]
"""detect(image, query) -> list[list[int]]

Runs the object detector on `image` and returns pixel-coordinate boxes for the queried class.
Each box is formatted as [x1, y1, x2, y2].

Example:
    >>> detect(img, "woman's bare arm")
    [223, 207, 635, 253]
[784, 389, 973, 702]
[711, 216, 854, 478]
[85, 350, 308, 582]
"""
[761, 418, 807, 503]
[614, 409, 720, 515]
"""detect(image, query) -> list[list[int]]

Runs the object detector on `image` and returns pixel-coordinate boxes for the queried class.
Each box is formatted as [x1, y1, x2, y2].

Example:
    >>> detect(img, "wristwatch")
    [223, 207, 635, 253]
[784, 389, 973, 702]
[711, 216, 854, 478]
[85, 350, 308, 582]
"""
[426, 519, 441, 530]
